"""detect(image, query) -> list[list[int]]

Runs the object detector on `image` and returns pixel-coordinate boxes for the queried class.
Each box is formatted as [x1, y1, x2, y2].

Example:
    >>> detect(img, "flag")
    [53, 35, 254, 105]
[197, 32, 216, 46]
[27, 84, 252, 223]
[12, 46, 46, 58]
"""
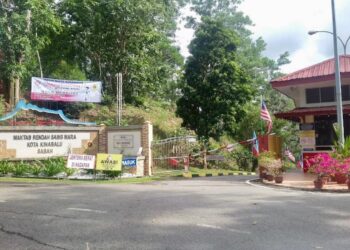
[261, 100, 272, 133]
[252, 131, 259, 156]
[226, 144, 235, 152]
[297, 154, 304, 169]
[284, 148, 295, 162]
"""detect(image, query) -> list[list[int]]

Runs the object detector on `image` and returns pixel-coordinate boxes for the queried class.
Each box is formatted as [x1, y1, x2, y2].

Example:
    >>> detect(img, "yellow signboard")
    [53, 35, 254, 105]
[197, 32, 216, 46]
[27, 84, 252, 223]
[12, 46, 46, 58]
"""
[96, 154, 122, 171]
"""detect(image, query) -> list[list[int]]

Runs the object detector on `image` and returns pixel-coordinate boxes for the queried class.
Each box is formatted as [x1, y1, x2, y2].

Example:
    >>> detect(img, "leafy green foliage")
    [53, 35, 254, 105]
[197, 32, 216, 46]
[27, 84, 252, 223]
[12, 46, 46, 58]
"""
[41, 158, 66, 177]
[42, 0, 184, 105]
[332, 130, 350, 159]
[103, 170, 121, 178]
[0, 0, 62, 91]
[177, 18, 254, 141]
[49, 60, 86, 80]
[231, 145, 255, 171]
[30, 163, 43, 176]
[12, 161, 30, 177]
[0, 158, 72, 177]
[0, 161, 14, 175]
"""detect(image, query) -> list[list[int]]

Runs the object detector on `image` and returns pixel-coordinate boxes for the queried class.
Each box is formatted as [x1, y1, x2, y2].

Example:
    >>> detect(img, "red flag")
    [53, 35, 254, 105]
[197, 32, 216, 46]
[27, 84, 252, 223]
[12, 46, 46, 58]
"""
[261, 100, 272, 133]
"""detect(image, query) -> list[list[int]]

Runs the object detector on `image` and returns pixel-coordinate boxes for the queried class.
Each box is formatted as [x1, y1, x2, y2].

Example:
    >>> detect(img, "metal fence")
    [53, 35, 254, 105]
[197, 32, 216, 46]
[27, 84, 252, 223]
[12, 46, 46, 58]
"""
[152, 136, 198, 170]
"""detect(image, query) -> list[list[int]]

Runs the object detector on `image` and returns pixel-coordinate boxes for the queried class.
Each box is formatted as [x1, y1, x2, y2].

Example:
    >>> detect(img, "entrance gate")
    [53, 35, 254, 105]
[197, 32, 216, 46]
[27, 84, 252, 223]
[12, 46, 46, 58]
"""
[152, 136, 197, 170]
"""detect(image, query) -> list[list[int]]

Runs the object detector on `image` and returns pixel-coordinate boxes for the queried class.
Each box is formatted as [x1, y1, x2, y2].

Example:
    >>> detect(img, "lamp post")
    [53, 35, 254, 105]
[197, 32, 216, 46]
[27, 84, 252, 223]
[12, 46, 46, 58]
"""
[308, 0, 345, 147]
[331, 0, 345, 147]
[308, 30, 350, 55]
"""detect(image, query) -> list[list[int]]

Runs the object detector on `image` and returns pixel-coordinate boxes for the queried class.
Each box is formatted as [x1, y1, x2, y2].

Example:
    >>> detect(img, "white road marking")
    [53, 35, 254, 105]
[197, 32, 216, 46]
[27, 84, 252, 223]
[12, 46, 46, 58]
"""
[197, 223, 221, 229]
[0, 200, 6, 203]
[196, 224, 251, 234]
[67, 208, 107, 214]
[245, 179, 272, 190]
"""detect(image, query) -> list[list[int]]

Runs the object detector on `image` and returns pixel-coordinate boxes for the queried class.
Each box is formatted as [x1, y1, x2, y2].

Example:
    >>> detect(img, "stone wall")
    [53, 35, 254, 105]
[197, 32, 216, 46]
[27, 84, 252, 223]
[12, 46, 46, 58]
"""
[0, 122, 154, 176]
[105, 122, 153, 176]
[0, 126, 102, 160]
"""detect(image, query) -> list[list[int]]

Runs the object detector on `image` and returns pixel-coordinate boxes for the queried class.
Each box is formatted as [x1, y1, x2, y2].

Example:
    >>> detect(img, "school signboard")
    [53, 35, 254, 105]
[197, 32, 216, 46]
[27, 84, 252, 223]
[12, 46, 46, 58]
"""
[0, 130, 98, 159]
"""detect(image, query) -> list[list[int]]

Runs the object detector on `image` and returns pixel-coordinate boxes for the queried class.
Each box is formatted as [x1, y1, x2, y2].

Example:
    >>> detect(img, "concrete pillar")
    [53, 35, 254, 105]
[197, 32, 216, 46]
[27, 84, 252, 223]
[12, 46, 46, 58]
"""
[141, 121, 153, 176]
[98, 125, 107, 153]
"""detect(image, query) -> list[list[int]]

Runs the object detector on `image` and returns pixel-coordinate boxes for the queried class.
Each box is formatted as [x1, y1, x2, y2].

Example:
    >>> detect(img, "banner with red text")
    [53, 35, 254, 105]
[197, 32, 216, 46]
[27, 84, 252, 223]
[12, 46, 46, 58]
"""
[31, 77, 102, 103]
[67, 154, 96, 169]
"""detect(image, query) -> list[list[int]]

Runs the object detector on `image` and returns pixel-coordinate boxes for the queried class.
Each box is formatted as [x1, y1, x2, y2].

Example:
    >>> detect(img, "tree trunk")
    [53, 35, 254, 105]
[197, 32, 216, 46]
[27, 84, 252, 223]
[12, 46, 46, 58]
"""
[9, 79, 15, 107]
[203, 145, 208, 169]
[14, 77, 20, 105]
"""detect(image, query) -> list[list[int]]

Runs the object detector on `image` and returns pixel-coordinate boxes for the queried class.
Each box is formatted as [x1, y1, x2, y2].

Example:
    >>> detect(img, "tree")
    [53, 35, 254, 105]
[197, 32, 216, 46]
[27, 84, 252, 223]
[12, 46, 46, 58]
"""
[176, 18, 254, 168]
[0, 0, 61, 106]
[43, 0, 184, 105]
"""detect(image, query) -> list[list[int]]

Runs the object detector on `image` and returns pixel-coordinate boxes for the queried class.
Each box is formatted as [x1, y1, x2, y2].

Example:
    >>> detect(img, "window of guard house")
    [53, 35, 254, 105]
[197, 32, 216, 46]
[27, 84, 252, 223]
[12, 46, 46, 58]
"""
[342, 85, 350, 101]
[306, 88, 320, 104]
[320, 87, 335, 102]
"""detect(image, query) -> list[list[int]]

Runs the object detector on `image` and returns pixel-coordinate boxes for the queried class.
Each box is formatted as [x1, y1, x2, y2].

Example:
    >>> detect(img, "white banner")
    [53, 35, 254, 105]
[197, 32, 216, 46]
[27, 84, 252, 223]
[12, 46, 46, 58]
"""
[31, 77, 102, 103]
[67, 154, 95, 169]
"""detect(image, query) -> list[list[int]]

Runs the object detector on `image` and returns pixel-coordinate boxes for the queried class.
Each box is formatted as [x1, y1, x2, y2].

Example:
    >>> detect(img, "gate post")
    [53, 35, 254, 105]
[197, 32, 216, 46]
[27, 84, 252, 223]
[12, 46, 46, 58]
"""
[142, 121, 153, 176]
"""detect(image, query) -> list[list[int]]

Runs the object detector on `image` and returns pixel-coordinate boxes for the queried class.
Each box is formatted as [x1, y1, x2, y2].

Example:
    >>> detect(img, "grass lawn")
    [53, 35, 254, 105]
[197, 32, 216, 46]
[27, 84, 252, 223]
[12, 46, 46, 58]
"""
[0, 167, 256, 185]
[0, 176, 161, 185]
[153, 167, 256, 178]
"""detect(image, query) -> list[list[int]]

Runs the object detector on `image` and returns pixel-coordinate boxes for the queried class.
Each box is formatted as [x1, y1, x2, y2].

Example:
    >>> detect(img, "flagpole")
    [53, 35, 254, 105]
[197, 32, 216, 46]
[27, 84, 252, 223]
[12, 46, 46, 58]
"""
[260, 95, 263, 135]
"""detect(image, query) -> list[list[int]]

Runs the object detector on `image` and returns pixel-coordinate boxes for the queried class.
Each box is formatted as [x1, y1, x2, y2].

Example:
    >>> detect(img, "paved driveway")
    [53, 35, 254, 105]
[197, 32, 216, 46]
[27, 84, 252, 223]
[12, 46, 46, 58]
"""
[1, 176, 350, 250]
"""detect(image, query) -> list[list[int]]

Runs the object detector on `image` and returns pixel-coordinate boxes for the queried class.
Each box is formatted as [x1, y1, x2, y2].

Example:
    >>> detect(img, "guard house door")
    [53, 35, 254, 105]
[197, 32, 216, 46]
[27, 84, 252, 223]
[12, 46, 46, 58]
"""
[314, 115, 336, 150]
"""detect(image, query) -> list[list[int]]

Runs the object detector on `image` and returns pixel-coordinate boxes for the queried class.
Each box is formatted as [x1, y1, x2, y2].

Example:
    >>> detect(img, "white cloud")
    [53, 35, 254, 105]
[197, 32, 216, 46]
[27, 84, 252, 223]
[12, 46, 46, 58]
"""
[175, 1, 350, 74]
[174, 5, 198, 58]
[239, 0, 350, 73]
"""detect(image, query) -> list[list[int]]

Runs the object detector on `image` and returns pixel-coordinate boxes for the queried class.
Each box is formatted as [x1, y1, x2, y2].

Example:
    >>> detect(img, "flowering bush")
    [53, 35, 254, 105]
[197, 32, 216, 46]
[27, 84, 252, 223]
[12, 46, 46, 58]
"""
[306, 153, 350, 176]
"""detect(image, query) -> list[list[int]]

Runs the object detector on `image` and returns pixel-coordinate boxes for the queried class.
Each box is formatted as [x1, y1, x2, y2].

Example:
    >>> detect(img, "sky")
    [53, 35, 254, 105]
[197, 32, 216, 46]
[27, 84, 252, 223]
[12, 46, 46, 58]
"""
[175, 0, 350, 74]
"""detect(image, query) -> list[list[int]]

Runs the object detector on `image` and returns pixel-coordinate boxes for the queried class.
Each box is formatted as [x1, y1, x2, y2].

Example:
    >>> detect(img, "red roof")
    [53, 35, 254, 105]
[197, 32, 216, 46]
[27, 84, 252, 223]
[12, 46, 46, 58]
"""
[275, 105, 350, 122]
[271, 55, 350, 87]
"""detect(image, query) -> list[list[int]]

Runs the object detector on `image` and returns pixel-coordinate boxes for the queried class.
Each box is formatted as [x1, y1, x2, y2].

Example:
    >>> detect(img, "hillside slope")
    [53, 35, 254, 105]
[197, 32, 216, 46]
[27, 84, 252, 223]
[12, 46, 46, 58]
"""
[82, 100, 186, 140]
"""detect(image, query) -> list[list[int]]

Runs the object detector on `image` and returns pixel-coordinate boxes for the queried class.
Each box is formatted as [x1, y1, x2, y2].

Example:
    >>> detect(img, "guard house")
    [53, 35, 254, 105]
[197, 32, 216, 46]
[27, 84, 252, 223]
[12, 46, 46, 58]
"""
[271, 55, 350, 167]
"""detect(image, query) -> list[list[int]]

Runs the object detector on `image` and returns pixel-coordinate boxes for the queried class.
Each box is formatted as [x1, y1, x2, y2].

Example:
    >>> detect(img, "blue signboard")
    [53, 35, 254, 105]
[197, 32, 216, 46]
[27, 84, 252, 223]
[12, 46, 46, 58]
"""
[122, 158, 137, 168]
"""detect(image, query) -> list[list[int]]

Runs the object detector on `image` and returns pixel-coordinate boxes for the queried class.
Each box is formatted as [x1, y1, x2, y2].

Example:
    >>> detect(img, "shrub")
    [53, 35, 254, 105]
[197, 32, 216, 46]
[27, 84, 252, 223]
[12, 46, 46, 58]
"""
[64, 167, 75, 177]
[257, 151, 277, 168]
[232, 146, 254, 171]
[29, 161, 44, 176]
[306, 153, 350, 176]
[0, 161, 14, 175]
[12, 161, 30, 177]
[42, 158, 66, 177]
[103, 170, 121, 178]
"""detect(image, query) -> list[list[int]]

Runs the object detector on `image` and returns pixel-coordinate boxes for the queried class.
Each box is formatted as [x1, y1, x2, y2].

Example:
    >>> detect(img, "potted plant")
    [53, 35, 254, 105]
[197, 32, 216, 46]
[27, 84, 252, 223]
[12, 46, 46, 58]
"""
[314, 175, 323, 189]
[269, 163, 283, 184]
[334, 161, 349, 184]
[273, 170, 283, 184]
[265, 158, 282, 182]
[307, 153, 334, 187]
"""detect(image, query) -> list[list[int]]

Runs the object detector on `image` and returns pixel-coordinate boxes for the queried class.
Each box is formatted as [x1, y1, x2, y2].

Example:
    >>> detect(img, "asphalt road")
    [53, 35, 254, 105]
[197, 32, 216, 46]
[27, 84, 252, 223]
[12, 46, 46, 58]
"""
[1, 176, 350, 250]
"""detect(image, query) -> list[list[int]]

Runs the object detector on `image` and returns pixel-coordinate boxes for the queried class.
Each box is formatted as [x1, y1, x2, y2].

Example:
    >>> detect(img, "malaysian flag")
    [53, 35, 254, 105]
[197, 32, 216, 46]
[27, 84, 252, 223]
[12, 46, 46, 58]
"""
[284, 149, 295, 162]
[261, 100, 272, 133]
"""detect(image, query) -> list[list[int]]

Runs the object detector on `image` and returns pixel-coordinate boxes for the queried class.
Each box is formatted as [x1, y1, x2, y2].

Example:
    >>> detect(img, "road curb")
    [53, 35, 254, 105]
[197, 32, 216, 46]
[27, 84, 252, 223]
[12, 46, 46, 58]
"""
[183, 172, 256, 179]
[248, 178, 350, 193]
